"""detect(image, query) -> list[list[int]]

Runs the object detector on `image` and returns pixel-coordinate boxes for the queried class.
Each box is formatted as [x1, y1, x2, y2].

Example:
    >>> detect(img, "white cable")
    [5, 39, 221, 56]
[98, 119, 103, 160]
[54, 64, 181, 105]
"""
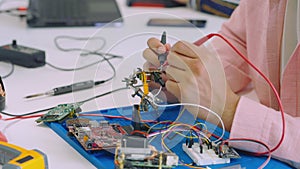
[148, 127, 211, 142]
[152, 101, 225, 143]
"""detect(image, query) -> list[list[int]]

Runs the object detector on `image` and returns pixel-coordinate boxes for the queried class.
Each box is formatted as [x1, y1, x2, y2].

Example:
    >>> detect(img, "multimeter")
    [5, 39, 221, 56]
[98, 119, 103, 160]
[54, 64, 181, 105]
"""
[0, 141, 48, 169]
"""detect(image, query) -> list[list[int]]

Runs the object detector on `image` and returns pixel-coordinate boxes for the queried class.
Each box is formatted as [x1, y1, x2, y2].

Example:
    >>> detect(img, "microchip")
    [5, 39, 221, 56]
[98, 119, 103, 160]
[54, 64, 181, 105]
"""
[66, 119, 123, 151]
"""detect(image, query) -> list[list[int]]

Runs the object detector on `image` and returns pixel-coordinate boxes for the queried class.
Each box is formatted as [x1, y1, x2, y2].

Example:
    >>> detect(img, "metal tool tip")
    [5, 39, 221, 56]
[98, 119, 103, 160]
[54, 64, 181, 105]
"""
[24, 93, 44, 99]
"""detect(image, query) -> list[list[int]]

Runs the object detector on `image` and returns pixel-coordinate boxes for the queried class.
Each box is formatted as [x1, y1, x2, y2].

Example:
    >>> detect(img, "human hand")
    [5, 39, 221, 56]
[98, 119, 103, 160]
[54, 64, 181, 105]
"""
[165, 40, 240, 131]
[143, 37, 178, 103]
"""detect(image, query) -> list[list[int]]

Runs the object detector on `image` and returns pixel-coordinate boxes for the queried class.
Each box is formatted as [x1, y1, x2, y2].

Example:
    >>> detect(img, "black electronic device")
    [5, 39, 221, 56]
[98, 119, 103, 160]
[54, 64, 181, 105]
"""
[0, 40, 46, 68]
[147, 18, 207, 28]
[26, 0, 123, 27]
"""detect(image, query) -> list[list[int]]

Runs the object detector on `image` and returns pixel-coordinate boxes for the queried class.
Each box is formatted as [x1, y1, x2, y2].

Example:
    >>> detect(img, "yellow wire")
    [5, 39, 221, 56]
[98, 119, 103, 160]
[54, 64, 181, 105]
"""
[173, 131, 197, 139]
[194, 122, 208, 132]
[146, 120, 172, 134]
[160, 124, 206, 169]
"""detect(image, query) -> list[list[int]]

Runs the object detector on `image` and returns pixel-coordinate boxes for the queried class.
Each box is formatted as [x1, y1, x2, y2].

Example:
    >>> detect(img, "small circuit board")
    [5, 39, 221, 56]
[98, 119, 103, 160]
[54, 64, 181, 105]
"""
[115, 135, 178, 169]
[36, 103, 82, 123]
[182, 142, 240, 166]
[66, 118, 125, 151]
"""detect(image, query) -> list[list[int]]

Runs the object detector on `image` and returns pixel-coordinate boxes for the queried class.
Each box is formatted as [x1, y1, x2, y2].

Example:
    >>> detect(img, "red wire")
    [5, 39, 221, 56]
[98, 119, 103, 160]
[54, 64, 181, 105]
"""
[130, 130, 148, 137]
[222, 138, 271, 169]
[3, 114, 43, 121]
[17, 7, 27, 11]
[194, 33, 285, 155]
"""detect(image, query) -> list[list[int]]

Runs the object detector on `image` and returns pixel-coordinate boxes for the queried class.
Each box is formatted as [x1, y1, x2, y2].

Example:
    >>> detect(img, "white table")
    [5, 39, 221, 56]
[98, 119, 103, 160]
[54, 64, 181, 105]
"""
[0, 1, 227, 168]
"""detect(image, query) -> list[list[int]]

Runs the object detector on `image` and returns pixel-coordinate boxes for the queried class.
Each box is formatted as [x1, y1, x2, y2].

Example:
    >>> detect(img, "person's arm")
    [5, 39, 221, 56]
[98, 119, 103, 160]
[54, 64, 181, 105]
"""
[144, 37, 300, 168]
[143, 0, 300, 167]
[210, 0, 300, 167]
[211, 0, 251, 93]
[231, 97, 300, 168]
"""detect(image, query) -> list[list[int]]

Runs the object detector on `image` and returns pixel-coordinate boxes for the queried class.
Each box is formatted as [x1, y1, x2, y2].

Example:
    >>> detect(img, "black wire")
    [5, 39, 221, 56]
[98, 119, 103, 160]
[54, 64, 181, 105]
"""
[46, 54, 122, 72]
[0, 87, 129, 117]
[0, 35, 126, 117]
[78, 87, 129, 104]
[88, 52, 117, 83]
[0, 61, 15, 79]
[50, 35, 124, 83]
[54, 35, 106, 53]
[54, 35, 124, 59]
[1, 107, 54, 117]
[47, 52, 118, 85]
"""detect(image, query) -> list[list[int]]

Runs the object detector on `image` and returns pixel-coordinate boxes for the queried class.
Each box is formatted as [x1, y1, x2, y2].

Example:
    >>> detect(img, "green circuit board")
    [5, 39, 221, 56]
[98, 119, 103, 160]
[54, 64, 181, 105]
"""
[36, 103, 82, 123]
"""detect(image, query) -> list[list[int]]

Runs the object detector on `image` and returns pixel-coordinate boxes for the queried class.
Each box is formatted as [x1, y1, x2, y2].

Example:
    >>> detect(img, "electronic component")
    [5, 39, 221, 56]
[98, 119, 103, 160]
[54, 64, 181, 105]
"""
[115, 135, 178, 169]
[123, 67, 166, 131]
[123, 68, 164, 111]
[0, 76, 5, 111]
[35, 103, 82, 123]
[215, 144, 240, 159]
[66, 119, 125, 151]
[0, 40, 45, 68]
[0, 141, 48, 169]
[182, 142, 240, 166]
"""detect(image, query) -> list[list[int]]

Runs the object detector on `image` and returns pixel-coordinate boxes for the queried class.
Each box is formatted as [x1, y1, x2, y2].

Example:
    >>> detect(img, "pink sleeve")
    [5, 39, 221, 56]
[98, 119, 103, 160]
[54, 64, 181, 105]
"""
[211, 0, 252, 93]
[0, 131, 7, 142]
[230, 96, 300, 167]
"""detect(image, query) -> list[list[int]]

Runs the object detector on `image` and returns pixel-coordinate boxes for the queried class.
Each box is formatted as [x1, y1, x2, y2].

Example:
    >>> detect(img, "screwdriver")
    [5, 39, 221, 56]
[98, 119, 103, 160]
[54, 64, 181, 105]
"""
[25, 80, 104, 99]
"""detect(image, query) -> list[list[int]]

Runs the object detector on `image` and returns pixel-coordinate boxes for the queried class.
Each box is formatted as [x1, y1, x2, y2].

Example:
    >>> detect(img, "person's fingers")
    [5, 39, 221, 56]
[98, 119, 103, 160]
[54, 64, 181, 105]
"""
[167, 52, 190, 72]
[165, 43, 171, 51]
[168, 41, 199, 71]
[143, 48, 160, 67]
[165, 80, 181, 100]
[160, 72, 168, 82]
[171, 41, 198, 59]
[165, 65, 187, 83]
[147, 37, 166, 51]
[143, 61, 157, 71]
[143, 38, 171, 68]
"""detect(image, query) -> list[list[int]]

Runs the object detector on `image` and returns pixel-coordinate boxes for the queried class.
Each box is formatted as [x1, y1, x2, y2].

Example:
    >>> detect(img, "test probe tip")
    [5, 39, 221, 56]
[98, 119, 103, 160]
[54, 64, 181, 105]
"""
[24, 93, 44, 99]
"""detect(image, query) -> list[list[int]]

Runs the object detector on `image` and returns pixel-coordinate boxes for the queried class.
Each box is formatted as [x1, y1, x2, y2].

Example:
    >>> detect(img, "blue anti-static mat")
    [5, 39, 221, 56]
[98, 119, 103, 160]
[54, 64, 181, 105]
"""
[46, 105, 292, 169]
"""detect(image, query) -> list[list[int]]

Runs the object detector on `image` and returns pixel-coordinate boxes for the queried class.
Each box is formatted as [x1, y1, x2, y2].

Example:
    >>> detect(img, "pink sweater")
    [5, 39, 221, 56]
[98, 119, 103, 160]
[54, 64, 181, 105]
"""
[212, 0, 300, 167]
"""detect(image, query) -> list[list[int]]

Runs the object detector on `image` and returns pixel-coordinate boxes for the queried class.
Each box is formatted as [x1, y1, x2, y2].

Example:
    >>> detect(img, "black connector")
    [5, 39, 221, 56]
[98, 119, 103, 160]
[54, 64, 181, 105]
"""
[188, 138, 194, 148]
[199, 144, 203, 154]
[0, 40, 45, 68]
[152, 72, 165, 87]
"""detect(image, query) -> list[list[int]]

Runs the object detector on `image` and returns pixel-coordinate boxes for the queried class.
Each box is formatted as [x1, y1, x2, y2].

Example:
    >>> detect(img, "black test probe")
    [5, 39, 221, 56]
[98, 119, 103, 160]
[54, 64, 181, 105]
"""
[24, 80, 105, 99]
